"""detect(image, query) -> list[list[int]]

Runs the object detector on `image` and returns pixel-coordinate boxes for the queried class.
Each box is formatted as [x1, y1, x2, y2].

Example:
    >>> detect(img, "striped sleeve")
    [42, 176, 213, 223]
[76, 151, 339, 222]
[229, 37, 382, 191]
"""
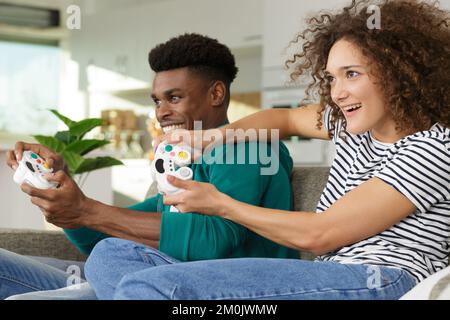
[323, 105, 343, 144]
[376, 137, 450, 213]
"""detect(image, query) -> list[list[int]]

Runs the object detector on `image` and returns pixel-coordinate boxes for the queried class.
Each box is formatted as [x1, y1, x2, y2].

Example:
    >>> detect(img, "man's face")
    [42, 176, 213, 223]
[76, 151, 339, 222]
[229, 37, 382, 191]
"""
[151, 67, 216, 133]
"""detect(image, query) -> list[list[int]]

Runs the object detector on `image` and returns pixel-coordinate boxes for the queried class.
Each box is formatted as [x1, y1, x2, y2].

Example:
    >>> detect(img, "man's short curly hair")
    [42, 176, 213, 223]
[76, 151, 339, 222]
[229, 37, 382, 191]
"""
[148, 33, 238, 90]
[286, 0, 450, 139]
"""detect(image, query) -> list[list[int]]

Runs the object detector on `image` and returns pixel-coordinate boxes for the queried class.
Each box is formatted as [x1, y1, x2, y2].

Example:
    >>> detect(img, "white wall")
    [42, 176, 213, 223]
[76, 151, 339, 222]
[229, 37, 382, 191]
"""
[0, 151, 48, 229]
[441, 0, 450, 9]
[62, 0, 264, 120]
[231, 47, 262, 94]
[262, 0, 450, 86]
[70, 0, 262, 89]
[263, 0, 350, 70]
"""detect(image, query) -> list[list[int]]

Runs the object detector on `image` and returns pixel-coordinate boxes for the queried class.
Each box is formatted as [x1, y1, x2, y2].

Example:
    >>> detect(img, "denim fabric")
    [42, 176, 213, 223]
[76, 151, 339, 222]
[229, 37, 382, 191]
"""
[85, 237, 180, 299]
[85, 238, 417, 300]
[114, 259, 417, 300]
[6, 282, 96, 300]
[0, 248, 85, 299]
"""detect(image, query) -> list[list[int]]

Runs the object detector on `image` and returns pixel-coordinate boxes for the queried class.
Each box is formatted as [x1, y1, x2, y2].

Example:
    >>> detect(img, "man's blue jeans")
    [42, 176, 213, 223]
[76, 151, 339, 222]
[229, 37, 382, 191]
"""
[6, 237, 178, 300]
[85, 238, 418, 300]
[85, 237, 180, 299]
[0, 248, 86, 299]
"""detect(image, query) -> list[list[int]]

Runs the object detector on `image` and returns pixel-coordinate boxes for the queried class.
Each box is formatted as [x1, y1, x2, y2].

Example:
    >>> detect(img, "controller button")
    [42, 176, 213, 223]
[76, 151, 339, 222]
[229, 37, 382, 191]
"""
[169, 151, 175, 157]
[155, 159, 165, 174]
[178, 151, 188, 160]
[179, 167, 191, 178]
[165, 145, 173, 152]
[31, 153, 38, 159]
[43, 163, 49, 169]
[36, 159, 41, 164]
[25, 161, 35, 173]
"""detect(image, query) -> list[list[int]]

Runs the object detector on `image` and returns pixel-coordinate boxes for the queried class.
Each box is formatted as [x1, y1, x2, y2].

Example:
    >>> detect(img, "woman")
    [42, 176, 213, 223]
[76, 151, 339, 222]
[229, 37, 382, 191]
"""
[91, 0, 450, 299]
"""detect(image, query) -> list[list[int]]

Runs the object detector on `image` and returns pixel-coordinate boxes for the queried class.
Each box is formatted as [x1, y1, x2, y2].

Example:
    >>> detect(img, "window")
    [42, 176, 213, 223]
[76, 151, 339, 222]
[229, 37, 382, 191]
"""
[0, 40, 61, 135]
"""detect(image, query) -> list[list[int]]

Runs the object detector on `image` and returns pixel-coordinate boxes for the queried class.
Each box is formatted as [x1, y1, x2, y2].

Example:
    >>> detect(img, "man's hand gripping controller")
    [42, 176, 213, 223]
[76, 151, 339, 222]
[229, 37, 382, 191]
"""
[13, 151, 58, 189]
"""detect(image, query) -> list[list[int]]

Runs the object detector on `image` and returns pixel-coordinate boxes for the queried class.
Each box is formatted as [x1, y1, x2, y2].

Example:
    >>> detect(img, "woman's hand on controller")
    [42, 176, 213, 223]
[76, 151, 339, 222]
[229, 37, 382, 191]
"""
[156, 129, 195, 148]
[156, 128, 224, 158]
[163, 175, 231, 217]
[7, 141, 67, 173]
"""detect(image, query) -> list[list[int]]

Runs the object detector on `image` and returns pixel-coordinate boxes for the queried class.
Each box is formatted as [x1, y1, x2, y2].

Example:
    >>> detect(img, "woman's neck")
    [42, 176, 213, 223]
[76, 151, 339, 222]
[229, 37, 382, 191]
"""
[370, 126, 416, 143]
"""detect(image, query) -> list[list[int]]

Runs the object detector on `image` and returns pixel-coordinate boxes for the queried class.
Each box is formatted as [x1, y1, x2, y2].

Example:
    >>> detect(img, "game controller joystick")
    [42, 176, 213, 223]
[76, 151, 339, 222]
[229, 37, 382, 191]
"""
[13, 151, 58, 189]
[151, 142, 193, 212]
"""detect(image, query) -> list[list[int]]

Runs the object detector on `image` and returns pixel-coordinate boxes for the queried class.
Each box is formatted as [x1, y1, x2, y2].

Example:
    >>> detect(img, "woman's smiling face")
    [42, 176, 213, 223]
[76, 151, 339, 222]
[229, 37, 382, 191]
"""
[325, 39, 402, 142]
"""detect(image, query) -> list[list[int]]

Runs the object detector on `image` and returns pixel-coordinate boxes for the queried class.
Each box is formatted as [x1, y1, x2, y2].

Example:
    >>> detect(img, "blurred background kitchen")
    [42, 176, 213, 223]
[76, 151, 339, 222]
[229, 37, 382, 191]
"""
[2, 0, 448, 230]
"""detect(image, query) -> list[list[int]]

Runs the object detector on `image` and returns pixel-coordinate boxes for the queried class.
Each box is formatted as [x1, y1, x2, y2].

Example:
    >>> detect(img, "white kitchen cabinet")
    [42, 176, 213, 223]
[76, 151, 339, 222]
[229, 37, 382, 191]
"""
[111, 159, 154, 207]
[128, 0, 262, 57]
[71, 0, 263, 93]
[263, 0, 354, 71]
[261, 0, 346, 167]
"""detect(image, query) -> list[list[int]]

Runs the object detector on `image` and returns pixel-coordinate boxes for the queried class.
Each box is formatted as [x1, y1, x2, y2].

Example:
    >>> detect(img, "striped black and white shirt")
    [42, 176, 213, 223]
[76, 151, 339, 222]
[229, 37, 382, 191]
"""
[315, 106, 450, 282]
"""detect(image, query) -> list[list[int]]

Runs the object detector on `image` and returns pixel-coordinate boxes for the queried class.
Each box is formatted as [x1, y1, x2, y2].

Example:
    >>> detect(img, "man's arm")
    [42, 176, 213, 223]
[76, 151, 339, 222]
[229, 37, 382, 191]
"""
[64, 195, 162, 254]
[7, 141, 162, 254]
[80, 198, 161, 249]
[20, 171, 162, 254]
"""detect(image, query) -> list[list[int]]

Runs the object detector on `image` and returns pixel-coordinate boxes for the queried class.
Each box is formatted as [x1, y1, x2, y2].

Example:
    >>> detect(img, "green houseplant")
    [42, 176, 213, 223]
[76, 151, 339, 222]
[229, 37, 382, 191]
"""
[33, 109, 123, 186]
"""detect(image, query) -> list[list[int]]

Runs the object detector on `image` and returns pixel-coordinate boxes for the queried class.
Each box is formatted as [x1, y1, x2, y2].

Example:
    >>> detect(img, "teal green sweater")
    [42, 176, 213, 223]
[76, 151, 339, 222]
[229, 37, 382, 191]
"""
[64, 141, 299, 260]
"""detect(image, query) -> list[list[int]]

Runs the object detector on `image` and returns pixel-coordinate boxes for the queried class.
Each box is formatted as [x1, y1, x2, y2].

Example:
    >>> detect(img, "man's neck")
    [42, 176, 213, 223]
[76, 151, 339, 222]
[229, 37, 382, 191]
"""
[206, 118, 229, 129]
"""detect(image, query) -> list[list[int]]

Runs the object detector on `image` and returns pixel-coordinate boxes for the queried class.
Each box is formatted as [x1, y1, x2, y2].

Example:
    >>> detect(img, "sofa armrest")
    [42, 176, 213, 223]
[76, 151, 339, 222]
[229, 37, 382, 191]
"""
[0, 228, 87, 261]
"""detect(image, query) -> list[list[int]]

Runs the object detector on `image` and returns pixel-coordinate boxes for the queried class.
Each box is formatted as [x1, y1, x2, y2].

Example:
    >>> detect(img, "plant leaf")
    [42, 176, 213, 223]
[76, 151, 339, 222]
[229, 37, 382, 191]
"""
[69, 118, 104, 139]
[74, 157, 123, 174]
[61, 150, 85, 175]
[32, 135, 66, 153]
[55, 130, 77, 144]
[49, 109, 76, 128]
[65, 139, 111, 156]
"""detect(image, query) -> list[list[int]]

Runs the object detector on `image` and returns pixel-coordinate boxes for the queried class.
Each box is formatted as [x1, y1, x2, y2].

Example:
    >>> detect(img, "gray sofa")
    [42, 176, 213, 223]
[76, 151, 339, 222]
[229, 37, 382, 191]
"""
[0, 166, 331, 262]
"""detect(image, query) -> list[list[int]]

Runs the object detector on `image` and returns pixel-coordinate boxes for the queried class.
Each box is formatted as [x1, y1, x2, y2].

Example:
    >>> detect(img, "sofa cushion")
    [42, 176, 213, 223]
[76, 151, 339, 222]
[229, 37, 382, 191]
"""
[291, 167, 330, 212]
[0, 228, 86, 261]
[291, 166, 330, 260]
[401, 265, 450, 300]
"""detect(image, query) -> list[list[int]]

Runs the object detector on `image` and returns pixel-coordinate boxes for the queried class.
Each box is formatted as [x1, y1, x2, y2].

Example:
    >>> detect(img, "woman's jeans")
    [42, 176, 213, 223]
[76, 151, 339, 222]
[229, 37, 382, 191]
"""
[0, 248, 86, 299]
[85, 238, 418, 300]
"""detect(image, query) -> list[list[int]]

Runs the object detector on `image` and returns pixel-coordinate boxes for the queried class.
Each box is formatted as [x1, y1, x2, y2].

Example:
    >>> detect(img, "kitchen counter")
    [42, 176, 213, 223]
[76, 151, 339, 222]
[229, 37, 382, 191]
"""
[0, 132, 36, 151]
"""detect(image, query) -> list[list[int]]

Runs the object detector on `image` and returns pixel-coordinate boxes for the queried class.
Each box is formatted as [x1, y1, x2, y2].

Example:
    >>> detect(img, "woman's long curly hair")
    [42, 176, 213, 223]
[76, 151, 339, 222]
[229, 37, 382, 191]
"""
[286, 0, 450, 139]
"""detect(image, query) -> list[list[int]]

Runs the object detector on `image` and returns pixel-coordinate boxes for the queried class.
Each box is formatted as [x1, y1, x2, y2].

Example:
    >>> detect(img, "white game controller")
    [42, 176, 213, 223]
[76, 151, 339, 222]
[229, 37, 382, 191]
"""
[151, 142, 193, 212]
[13, 151, 58, 189]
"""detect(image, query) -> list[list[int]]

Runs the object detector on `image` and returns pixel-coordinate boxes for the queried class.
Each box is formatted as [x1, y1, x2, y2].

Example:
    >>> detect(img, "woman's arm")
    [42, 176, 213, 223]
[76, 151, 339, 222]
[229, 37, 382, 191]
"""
[223, 104, 330, 140]
[164, 104, 330, 148]
[164, 176, 416, 255]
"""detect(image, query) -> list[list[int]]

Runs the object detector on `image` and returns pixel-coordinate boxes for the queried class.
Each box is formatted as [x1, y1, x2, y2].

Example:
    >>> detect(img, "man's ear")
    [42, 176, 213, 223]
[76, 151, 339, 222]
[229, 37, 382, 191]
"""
[209, 81, 226, 107]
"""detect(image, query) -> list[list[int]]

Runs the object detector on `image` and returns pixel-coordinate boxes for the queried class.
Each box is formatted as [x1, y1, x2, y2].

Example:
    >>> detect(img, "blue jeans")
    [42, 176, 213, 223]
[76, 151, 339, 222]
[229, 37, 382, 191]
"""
[85, 237, 180, 299]
[6, 282, 97, 300]
[85, 238, 417, 300]
[0, 248, 86, 299]
[9, 238, 179, 300]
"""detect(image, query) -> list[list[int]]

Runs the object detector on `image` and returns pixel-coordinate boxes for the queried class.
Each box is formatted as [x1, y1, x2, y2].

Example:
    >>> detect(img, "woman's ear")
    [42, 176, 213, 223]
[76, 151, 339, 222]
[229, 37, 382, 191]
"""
[209, 81, 226, 107]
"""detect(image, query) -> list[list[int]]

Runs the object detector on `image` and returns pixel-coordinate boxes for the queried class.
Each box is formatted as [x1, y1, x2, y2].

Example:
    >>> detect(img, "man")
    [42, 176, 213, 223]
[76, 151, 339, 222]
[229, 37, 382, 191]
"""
[4, 33, 297, 300]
